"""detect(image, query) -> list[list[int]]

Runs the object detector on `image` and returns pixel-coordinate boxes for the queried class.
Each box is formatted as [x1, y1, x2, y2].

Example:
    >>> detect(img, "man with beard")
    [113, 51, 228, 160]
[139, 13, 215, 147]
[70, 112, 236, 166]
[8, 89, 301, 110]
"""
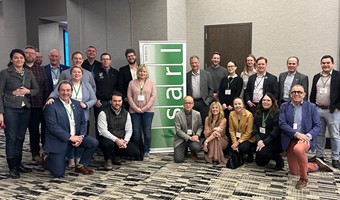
[24, 46, 49, 164]
[118, 49, 139, 110]
[35, 51, 43, 66]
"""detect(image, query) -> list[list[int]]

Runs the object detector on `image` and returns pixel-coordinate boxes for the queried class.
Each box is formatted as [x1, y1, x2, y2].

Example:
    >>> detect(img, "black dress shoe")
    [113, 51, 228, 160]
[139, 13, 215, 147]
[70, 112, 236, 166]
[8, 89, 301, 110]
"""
[308, 155, 324, 162]
[332, 160, 340, 168]
[17, 165, 32, 173]
[113, 156, 122, 165]
[9, 169, 20, 179]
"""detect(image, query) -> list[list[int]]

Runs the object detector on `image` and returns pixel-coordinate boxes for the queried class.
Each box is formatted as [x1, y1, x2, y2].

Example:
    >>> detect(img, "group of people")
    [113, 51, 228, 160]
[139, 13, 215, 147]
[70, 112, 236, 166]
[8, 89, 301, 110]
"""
[0, 46, 156, 179]
[174, 53, 339, 189]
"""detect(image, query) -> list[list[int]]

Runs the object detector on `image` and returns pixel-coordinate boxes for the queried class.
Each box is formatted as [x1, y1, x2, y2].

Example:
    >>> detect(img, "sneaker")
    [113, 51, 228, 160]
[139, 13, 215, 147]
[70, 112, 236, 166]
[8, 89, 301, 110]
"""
[295, 178, 308, 189]
[332, 160, 340, 169]
[104, 159, 113, 170]
[308, 155, 324, 162]
[144, 152, 150, 158]
[315, 158, 333, 172]
[32, 155, 42, 164]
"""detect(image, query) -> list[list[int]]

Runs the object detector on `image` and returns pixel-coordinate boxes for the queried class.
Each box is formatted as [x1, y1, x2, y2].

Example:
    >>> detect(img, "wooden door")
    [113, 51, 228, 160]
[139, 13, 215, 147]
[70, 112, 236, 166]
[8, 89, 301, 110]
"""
[204, 23, 252, 75]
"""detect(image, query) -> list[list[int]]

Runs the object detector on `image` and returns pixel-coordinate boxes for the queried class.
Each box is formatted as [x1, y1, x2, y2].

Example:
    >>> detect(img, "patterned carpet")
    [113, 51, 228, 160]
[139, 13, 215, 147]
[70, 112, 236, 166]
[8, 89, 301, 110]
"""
[0, 130, 339, 199]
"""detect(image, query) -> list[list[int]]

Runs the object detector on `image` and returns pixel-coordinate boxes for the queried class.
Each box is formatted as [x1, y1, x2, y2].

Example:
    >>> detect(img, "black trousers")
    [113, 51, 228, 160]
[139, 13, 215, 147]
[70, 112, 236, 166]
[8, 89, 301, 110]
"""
[99, 137, 140, 160]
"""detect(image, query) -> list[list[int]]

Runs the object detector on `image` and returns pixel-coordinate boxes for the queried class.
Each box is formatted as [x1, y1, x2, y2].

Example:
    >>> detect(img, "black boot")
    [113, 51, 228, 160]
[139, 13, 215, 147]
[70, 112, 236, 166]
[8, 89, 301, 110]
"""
[274, 155, 284, 170]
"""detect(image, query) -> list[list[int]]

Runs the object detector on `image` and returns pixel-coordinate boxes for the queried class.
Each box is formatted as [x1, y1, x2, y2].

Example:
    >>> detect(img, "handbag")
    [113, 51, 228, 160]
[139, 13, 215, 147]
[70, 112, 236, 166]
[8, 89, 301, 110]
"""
[226, 150, 244, 169]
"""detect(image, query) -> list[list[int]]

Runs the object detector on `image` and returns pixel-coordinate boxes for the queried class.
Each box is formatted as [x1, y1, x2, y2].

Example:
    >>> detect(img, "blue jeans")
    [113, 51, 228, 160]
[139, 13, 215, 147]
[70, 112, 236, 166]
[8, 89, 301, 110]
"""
[130, 112, 154, 153]
[4, 107, 31, 170]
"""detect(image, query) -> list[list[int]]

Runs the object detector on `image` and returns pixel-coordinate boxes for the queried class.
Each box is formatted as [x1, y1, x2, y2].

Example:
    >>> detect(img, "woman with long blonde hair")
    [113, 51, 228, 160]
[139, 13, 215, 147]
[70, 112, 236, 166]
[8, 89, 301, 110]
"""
[203, 102, 229, 164]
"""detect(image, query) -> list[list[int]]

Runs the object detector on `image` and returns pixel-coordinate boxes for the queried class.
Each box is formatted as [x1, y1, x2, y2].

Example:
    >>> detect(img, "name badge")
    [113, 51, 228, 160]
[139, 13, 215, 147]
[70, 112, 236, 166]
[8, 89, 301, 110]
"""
[236, 132, 241, 138]
[260, 127, 266, 134]
[293, 123, 298, 129]
[53, 78, 59, 86]
[320, 88, 327, 94]
[187, 129, 193, 136]
[137, 95, 145, 101]
[225, 89, 231, 95]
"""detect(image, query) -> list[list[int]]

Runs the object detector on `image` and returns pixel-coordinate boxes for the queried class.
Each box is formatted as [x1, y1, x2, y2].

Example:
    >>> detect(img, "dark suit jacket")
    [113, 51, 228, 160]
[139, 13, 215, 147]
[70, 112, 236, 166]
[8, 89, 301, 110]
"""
[278, 71, 308, 104]
[44, 64, 69, 93]
[279, 101, 320, 151]
[244, 72, 278, 102]
[44, 98, 86, 154]
[218, 76, 243, 106]
[310, 70, 340, 113]
[186, 69, 213, 105]
[118, 64, 133, 100]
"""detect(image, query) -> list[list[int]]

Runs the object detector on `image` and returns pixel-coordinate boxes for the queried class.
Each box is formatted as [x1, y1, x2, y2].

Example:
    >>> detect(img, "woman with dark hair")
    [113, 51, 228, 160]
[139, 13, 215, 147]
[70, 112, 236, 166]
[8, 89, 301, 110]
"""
[0, 49, 39, 178]
[253, 93, 284, 170]
[203, 101, 229, 164]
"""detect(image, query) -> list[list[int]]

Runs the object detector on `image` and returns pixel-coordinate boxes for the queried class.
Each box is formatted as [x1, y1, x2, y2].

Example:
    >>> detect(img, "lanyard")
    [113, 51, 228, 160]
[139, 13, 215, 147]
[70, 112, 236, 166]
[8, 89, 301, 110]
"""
[51, 68, 60, 79]
[255, 76, 264, 89]
[261, 111, 270, 127]
[227, 77, 234, 89]
[139, 80, 146, 95]
[20, 71, 26, 86]
[72, 84, 82, 100]
[65, 104, 73, 120]
[321, 75, 331, 88]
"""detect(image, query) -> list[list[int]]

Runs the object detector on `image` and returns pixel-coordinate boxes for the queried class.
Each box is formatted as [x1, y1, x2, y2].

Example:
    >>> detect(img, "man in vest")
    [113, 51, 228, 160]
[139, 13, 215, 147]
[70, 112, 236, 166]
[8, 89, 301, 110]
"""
[97, 91, 140, 170]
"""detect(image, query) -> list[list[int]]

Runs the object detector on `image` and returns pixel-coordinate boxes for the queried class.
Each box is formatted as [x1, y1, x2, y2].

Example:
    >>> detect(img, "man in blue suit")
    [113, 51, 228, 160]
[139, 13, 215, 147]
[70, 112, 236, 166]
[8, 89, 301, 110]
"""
[44, 49, 69, 93]
[43, 81, 98, 178]
[279, 84, 332, 189]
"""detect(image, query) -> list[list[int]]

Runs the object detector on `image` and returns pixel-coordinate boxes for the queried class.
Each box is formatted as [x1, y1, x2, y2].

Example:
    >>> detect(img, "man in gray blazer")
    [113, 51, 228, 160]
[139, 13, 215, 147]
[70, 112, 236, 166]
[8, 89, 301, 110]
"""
[174, 96, 202, 163]
[278, 56, 308, 105]
[186, 55, 213, 125]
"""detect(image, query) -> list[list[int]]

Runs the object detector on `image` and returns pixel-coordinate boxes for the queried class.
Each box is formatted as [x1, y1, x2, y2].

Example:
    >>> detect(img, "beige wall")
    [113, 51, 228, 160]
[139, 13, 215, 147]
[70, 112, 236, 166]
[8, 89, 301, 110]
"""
[186, 0, 339, 80]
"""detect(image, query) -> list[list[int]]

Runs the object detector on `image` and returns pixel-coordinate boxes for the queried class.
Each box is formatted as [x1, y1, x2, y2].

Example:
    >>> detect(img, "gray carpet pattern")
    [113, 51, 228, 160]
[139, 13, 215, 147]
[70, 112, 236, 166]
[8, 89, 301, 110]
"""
[0, 130, 339, 199]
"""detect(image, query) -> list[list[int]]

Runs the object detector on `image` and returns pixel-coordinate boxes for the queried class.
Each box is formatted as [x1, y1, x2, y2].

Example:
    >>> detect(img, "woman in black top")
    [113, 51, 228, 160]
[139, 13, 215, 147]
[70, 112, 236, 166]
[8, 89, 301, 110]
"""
[253, 93, 284, 170]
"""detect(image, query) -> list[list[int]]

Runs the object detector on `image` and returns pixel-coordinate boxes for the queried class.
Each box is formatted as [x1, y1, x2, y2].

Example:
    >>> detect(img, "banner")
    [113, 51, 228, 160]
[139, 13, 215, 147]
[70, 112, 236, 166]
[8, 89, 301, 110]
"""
[139, 41, 186, 152]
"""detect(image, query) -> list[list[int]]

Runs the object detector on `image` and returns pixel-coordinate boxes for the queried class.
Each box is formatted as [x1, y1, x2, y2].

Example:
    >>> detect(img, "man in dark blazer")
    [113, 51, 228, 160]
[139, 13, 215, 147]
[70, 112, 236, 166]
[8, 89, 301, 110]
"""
[309, 55, 340, 169]
[244, 56, 278, 113]
[186, 55, 213, 125]
[44, 49, 69, 94]
[118, 49, 138, 111]
[43, 81, 98, 178]
[278, 56, 308, 105]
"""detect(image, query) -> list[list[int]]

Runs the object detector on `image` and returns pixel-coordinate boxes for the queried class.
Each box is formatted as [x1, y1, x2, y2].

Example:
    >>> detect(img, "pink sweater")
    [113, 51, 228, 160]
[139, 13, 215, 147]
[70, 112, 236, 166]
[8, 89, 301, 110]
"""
[127, 79, 156, 113]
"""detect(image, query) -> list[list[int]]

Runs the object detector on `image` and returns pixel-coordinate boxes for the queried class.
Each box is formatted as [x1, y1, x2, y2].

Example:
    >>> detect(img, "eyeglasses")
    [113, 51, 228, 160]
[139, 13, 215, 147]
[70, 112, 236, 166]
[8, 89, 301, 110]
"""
[290, 91, 303, 95]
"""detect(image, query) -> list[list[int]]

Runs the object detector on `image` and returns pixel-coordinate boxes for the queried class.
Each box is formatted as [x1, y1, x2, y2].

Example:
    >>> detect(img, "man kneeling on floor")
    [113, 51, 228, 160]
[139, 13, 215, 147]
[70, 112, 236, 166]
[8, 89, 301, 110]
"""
[174, 96, 203, 163]
[43, 81, 98, 178]
[97, 91, 140, 170]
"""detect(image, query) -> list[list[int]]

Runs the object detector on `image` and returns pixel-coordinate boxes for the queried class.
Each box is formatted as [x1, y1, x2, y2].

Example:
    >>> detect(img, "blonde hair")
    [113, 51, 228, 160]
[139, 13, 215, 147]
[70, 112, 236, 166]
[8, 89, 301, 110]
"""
[207, 101, 225, 128]
[137, 64, 149, 79]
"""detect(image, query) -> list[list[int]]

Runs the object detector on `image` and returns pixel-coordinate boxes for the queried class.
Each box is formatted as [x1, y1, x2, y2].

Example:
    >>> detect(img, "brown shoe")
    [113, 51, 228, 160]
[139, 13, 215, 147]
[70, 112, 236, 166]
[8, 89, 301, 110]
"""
[32, 155, 42, 164]
[104, 159, 113, 170]
[315, 157, 333, 172]
[191, 153, 198, 160]
[295, 178, 308, 189]
[75, 166, 94, 175]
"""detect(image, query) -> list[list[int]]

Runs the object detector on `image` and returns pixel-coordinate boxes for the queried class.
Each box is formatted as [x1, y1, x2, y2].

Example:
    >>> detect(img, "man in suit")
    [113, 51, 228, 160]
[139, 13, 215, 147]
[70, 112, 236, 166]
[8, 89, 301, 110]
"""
[278, 56, 308, 105]
[174, 96, 202, 163]
[43, 81, 98, 178]
[244, 56, 278, 113]
[44, 49, 69, 93]
[279, 84, 332, 189]
[118, 48, 138, 111]
[309, 55, 340, 169]
[186, 55, 213, 125]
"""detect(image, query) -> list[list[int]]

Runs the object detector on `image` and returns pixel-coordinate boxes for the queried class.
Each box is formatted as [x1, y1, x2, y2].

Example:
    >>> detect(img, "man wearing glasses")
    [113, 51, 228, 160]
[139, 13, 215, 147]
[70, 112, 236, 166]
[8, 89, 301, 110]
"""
[279, 85, 332, 189]
[278, 56, 309, 105]
[309, 55, 340, 169]
[173, 96, 202, 163]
